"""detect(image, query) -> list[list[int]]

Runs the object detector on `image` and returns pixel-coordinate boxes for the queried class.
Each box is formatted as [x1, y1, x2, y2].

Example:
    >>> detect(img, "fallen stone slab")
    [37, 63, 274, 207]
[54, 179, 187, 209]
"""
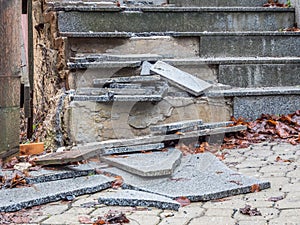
[35, 125, 245, 165]
[141, 61, 154, 76]
[93, 75, 161, 87]
[151, 61, 212, 96]
[35, 143, 164, 165]
[109, 83, 142, 89]
[102, 152, 270, 201]
[151, 121, 234, 134]
[150, 119, 203, 133]
[76, 87, 153, 96]
[70, 54, 162, 63]
[71, 94, 163, 102]
[98, 189, 180, 210]
[68, 61, 141, 69]
[0, 175, 114, 212]
[101, 148, 182, 177]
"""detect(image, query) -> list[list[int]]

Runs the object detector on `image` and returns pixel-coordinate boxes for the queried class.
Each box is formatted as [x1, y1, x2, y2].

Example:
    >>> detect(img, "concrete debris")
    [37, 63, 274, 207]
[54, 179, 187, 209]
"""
[141, 61, 154, 76]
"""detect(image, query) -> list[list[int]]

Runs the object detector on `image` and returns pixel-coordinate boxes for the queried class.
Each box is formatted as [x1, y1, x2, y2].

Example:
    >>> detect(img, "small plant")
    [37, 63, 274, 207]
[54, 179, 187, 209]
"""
[286, 0, 292, 7]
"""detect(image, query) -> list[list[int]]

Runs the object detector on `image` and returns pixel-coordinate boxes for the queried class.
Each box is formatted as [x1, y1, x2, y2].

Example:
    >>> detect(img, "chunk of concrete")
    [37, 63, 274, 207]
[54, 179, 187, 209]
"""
[0, 175, 114, 212]
[103, 152, 270, 201]
[151, 61, 212, 96]
[141, 61, 154, 76]
[102, 143, 164, 155]
[98, 189, 180, 210]
[101, 148, 182, 177]
[150, 119, 203, 133]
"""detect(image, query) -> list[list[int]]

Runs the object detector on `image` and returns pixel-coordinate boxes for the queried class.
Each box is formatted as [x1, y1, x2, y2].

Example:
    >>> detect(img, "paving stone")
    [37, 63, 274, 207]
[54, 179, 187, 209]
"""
[40, 213, 83, 225]
[150, 119, 203, 133]
[101, 148, 182, 177]
[275, 192, 300, 209]
[97, 189, 181, 210]
[40, 204, 69, 216]
[0, 175, 114, 212]
[93, 75, 161, 87]
[280, 209, 300, 217]
[269, 216, 300, 225]
[189, 216, 237, 225]
[151, 61, 212, 96]
[237, 220, 268, 225]
[103, 153, 270, 201]
[205, 208, 234, 217]
[262, 177, 291, 192]
[158, 216, 190, 225]
[259, 164, 296, 173]
[128, 214, 160, 225]
[141, 61, 154, 76]
[64, 206, 95, 215]
[90, 205, 136, 217]
[236, 159, 268, 169]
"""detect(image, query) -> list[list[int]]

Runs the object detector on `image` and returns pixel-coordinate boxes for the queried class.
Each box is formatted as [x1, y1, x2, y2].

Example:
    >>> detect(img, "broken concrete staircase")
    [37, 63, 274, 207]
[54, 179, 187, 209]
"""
[46, 0, 300, 144]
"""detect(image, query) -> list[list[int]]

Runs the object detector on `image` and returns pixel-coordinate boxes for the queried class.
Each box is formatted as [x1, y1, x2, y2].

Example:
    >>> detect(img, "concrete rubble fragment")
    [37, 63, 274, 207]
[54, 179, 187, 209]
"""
[151, 61, 213, 96]
[141, 61, 154, 76]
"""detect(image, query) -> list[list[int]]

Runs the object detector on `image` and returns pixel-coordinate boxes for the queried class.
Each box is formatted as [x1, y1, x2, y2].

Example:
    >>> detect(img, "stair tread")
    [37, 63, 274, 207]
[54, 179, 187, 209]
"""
[60, 31, 300, 38]
[207, 86, 300, 97]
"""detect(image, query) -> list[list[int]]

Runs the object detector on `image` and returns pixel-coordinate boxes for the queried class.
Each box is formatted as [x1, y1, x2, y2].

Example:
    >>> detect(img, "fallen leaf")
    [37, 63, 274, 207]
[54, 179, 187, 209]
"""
[250, 184, 260, 193]
[239, 205, 262, 216]
[267, 196, 284, 202]
[175, 196, 191, 207]
[112, 176, 123, 189]
[78, 215, 92, 224]
[229, 180, 243, 186]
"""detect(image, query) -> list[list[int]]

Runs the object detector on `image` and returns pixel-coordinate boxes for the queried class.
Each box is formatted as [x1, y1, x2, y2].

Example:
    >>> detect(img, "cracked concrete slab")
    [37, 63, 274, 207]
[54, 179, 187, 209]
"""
[102, 152, 270, 201]
[98, 189, 180, 210]
[101, 148, 182, 177]
[0, 175, 114, 212]
[150, 119, 203, 133]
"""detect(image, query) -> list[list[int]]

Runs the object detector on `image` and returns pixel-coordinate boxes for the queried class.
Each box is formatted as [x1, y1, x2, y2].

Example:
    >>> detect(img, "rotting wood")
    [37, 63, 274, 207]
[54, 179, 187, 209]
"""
[35, 125, 246, 165]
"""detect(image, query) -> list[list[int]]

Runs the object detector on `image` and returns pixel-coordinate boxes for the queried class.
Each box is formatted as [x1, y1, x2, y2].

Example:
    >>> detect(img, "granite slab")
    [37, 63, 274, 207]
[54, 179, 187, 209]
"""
[93, 75, 161, 87]
[151, 61, 212, 96]
[141, 61, 154, 76]
[102, 152, 270, 201]
[150, 119, 203, 133]
[0, 175, 114, 212]
[101, 148, 182, 177]
[98, 189, 180, 210]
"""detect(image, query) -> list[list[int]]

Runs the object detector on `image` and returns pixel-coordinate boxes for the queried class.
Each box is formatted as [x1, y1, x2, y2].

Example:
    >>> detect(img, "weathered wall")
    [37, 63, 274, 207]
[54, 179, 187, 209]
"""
[67, 97, 231, 144]
[31, 0, 68, 149]
[0, 0, 21, 158]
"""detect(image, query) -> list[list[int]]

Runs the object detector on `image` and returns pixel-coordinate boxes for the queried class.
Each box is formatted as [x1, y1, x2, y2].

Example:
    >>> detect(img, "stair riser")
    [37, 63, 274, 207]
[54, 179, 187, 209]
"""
[232, 95, 300, 120]
[58, 10, 294, 33]
[200, 35, 300, 57]
[67, 37, 200, 58]
[219, 64, 300, 87]
[169, 0, 266, 7]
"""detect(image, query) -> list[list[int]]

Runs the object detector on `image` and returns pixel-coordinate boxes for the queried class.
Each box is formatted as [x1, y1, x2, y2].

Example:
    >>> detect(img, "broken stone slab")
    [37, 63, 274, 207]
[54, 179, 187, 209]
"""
[35, 143, 164, 166]
[151, 121, 234, 134]
[76, 87, 154, 96]
[150, 119, 203, 133]
[141, 61, 154, 76]
[71, 94, 163, 102]
[150, 61, 212, 96]
[109, 83, 142, 89]
[26, 162, 109, 184]
[102, 152, 270, 201]
[98, 189, 180, 210]
[67, 61, 141, 69]
[70, 54, 163, 63]
[0, 175, 114, 212]
[35, 125, 245, 166]
[101, 148, 182, 177]
[93, 75, 161, 87]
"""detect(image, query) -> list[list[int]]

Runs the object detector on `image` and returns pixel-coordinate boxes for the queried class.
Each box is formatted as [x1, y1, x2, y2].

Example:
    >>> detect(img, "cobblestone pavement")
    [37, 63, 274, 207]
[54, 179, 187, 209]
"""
[13, 142, 300, 225]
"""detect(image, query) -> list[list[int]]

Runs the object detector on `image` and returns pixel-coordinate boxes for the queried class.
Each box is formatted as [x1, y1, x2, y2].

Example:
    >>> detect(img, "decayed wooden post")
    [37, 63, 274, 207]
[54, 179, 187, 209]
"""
[0, 0, 21, 158]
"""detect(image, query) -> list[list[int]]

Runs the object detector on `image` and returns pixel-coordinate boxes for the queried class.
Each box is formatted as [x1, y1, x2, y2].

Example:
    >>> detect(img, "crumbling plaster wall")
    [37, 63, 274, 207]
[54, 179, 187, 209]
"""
[31, 0, 69, 149]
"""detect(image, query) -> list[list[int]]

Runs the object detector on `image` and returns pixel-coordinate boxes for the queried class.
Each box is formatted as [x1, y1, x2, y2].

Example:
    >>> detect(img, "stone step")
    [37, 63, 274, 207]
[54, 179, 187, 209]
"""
[56, 7, 294, 33]
[207, 86, 300, 120]
[150, 119, 203, 133]
[169, 0, 266, 7]
[93, 75, 161, 87]
[64, 32, 300, 58]
[69, 56, 300, 88]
